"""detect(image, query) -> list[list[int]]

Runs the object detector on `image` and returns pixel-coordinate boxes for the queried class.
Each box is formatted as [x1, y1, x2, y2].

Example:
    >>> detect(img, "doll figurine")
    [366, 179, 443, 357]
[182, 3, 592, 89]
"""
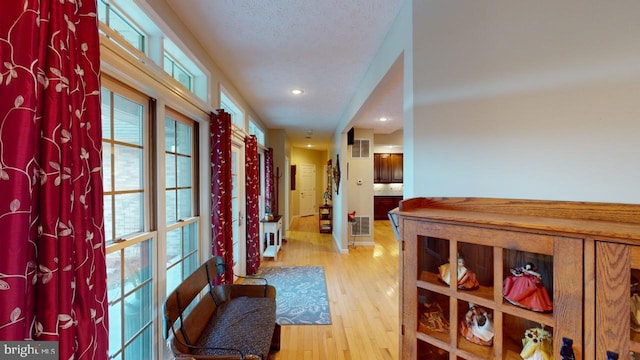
[459, 303, 494, 346]
[419, 300, 449, 333]
[631, 293, 640, 332]
[503, 262, 553, 312]
[520, 327, 553, 360]
[438, 252, 480, 290]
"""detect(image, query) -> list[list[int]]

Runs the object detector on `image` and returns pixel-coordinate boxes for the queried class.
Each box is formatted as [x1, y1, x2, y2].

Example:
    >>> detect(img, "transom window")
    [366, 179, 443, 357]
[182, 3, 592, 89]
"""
[220, 90, 245, 130]
[97, 0, 146, 53]
[164, 54, 193, 91]
[249, 119, 265, 145]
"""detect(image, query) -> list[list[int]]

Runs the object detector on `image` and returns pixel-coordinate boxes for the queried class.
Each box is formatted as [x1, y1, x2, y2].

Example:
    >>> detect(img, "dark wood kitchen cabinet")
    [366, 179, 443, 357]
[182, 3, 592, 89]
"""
[374, 196, 403, 220]
[374, 153, 403, 183]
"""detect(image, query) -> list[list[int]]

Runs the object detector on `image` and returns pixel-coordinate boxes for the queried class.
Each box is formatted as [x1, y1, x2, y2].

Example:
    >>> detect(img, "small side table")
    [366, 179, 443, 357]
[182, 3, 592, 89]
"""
[260, 215, 283, 261]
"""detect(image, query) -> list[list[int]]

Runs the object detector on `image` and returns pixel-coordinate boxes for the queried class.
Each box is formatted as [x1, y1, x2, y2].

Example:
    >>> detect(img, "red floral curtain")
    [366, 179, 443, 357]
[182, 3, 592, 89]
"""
[0, 1, 108, 359]
[264, 148, 274, 215]
[210, 110, 233, 283]
[245, 135, 260, 274]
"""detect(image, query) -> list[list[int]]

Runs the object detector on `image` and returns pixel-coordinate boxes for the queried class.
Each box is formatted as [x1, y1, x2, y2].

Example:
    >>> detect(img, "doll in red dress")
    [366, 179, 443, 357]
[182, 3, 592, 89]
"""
[503, 262, 553, 312]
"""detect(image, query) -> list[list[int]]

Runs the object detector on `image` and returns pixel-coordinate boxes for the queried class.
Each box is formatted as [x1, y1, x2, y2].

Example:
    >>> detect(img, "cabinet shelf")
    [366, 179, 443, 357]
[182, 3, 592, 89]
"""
[318, 205, 332, 234]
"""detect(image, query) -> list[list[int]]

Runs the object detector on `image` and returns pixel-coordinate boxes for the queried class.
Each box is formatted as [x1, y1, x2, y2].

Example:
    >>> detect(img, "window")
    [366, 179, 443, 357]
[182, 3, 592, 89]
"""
[220, 90, 245, 130]
[164, 54, 193, 91]
[102, 80, 155, 360]
[98, 0, 146, 53]
[164, 37, 208, 102]
[164, 111, 199, 296]
[249, 119, 265, 146]
[106, 239, 153, 360]
[101, 87, 146, 242]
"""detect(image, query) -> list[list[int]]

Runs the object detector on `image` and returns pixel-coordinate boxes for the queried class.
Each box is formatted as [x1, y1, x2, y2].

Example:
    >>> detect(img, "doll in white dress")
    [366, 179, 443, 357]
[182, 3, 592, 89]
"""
[438, 253, 479, 290]
[520, 327, 553, 360]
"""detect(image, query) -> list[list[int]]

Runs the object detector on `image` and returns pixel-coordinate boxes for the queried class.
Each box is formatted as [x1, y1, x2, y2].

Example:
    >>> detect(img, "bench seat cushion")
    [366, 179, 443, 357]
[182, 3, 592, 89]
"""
[193, 296, 276, 358]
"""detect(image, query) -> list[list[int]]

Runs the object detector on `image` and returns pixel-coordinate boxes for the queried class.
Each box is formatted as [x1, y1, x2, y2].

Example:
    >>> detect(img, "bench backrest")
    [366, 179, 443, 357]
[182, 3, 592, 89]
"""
[164, 256, 223, 354]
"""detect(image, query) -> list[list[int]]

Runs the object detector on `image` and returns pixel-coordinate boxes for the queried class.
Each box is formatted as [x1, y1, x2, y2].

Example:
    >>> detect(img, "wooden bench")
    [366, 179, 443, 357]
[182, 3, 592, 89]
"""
[164, 257, 281, 360]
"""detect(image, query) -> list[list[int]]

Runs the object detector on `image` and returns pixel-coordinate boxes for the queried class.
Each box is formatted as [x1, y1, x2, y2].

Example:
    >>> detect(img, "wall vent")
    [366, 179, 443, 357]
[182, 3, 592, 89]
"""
[351, 139, 370, 158]
[350, 216, 371, 236]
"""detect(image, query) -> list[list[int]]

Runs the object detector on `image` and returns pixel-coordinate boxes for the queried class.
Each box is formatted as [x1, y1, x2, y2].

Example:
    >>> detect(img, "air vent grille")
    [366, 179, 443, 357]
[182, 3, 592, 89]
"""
[351, 139, 370, 158]
[351, 216, 371, 236]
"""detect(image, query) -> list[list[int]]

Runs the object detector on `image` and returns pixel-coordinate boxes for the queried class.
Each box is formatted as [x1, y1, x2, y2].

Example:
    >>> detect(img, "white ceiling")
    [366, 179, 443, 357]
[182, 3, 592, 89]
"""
[165, 0, 405, 150]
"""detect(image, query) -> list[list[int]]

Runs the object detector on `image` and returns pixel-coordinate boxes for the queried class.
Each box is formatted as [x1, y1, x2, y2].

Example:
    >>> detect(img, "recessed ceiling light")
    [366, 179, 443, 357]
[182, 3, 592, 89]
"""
[291, 89, 304, 95]
[379, 117, 388, 122]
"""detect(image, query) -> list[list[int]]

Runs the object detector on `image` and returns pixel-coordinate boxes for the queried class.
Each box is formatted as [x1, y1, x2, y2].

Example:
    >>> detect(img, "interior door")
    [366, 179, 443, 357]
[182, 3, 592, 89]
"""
[231, 143, 246, 276]
[299, 163, 316, 217]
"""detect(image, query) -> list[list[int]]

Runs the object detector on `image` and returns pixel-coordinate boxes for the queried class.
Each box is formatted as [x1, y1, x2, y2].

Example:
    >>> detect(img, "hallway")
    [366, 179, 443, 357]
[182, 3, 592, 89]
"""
[262, 216, 400, 360]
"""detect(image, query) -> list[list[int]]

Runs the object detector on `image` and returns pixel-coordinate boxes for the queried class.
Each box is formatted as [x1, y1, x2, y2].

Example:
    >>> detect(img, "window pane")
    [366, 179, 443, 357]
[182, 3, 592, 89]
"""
[166, 264, 181, 296]
[108, 8, 144, 52]
[183, 223, 197, 254]
[114, 193, 143, 238]
[183, 253, 198, 281]
[114, 144, 142, 191]
[176, 122, 191, 155]
[106, 251, 122, 301]
[124, 324, 151, 360]
[177, 189, 191, 219]
[108, 300, 122, 356]
[163, 55, 173, 76]
[231, 175, 238, 199]
[113, 94, 143, 145]
[165, 190, 177, 223]
[101, 89, 111, 138]
[97, 0, 107, 24]
[166, 228, 182, 267]
[175, 66, 191, 90]
[123, 283, 152, 342]
[104, 195, 113, 242]
[165, 154, 176, 189]
[165, 118, 175, 152]
[123, 240, 152, 291]
[177, 155, 191, 188]
[102, 143, 112, 191]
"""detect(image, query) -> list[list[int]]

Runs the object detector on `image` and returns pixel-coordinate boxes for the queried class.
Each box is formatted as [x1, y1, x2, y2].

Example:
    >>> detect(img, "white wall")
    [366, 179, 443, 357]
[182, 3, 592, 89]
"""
[407, 0, 640, 203]
[348, 128, 375, 245]
[331, 1, 412, 251]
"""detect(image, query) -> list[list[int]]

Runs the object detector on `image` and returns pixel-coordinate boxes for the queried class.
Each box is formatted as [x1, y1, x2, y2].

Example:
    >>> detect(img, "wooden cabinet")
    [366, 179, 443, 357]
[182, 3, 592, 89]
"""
[395, 197, 640, 360]
[319, 205, 332, 233]
[592, 241, 640, 359]
[374, 153, 403, 183]
[374, 196, 403, 220]
[390, 153, 403, 183]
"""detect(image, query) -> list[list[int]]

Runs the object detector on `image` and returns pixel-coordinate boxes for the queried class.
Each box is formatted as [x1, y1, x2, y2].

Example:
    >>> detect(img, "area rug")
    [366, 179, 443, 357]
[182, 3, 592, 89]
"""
[245, 266, 331, 325]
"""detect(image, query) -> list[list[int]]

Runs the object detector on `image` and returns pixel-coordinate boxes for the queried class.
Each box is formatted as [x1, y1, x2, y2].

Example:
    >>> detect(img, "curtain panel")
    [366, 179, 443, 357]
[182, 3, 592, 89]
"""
[0, 1, 108, 359]
[210, 110, 233, 283]
[245, 135, 260, 274]
[264, 148, 274, 215]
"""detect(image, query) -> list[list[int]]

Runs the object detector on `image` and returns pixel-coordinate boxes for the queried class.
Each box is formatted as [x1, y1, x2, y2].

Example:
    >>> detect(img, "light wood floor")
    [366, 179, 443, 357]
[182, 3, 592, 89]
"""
[261, 216, 400, 360]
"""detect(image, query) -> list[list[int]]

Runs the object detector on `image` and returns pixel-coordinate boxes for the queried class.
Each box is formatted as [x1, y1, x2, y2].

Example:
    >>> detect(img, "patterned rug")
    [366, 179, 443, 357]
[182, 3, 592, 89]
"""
[246, 266, 331, 325]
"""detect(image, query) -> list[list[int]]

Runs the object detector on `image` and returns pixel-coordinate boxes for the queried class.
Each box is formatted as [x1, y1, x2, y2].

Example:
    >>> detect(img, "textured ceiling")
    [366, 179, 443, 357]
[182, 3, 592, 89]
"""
[165, 0, 405, 149]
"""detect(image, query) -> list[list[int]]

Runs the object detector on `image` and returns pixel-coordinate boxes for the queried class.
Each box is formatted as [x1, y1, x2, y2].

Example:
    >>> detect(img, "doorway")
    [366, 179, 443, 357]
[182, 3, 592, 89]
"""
[299, 163, 316, 217]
